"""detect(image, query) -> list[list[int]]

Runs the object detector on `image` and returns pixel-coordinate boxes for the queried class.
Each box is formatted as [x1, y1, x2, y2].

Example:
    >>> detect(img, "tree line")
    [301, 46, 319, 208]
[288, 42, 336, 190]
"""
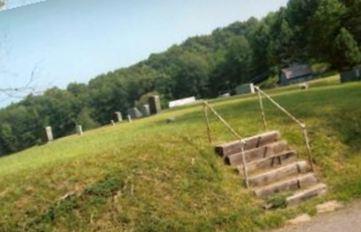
[0, 0, 360, 156]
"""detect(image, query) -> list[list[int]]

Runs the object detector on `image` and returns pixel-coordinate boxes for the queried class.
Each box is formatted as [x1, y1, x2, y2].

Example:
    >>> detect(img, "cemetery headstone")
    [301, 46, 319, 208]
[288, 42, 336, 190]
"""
[128, 107, 143, 119]
[220, 93, 231, 98]
[141, 104, 150, 116]
[114, 111, 123, 122]
[44, 126, 54, 142]
[110, 120, 115, 126]
[127, 114, 132, 122]
[149, 95, 161, 115]
[235, 83, 255, 95]
[76, 125, 83, 135]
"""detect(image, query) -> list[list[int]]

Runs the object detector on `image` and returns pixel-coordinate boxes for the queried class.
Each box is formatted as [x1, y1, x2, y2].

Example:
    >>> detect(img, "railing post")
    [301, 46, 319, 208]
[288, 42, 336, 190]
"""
[257, 88, 267, 131]
[203, 101, 249, 189]
[240, 141, 250, 188]
[256, 86, 315, 172]
[301, 124, 314, 172]
[203, 103, 212, 144]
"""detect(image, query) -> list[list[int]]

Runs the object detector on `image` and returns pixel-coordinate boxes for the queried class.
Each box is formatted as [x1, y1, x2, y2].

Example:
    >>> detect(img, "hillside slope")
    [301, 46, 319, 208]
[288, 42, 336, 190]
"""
[0, 81, 360, 231]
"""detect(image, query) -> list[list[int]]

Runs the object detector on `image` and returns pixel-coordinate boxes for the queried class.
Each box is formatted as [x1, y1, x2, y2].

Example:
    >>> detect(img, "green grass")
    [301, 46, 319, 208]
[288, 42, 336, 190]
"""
[0, 77, 360, 231]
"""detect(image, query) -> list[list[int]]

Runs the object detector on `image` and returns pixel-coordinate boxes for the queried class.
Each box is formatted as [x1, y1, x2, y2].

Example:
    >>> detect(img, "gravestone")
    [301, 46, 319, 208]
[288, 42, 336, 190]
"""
[110, 120, 115, 126]
[235, 83, 255, 95]
[114, 111, 123, 122]
[76, 125, 83, 135]
[44, 126, 54, 142]
[141, 105, 150, 116]
[128, 107, 143, 119]
[148, 95, 161, 115]
[341, 66, 361, 83]
[141, 104, 150, 116]
[127, 114, 132, 122]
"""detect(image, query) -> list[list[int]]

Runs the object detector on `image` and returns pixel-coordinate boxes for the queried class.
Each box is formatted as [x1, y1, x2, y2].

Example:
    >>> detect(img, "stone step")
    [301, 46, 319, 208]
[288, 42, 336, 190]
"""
[254, 173, 318, 198]
[249, 161, 310, 187]
[286, 183, 327, 206]
[226, 140, 289, 166]
[215, 131, 280, 157]
[238, 150, 298, 174]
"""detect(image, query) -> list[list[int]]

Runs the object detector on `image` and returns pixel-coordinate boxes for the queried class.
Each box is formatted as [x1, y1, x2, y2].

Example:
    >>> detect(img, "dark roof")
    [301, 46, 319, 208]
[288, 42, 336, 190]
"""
[281, 65, 312, 80]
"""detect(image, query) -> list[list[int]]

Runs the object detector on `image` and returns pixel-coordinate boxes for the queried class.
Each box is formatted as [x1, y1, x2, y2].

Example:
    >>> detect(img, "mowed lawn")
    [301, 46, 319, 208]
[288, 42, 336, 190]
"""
[0, 78, 360, 231]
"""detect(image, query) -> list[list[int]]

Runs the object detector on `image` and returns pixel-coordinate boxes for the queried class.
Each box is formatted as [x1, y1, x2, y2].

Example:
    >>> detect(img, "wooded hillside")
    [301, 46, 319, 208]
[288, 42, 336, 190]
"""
[0, 0, 360, 156]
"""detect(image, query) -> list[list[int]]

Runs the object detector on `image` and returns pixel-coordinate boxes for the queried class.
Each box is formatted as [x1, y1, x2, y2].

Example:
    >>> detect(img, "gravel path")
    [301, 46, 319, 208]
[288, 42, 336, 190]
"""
[272, 200, 361, 232]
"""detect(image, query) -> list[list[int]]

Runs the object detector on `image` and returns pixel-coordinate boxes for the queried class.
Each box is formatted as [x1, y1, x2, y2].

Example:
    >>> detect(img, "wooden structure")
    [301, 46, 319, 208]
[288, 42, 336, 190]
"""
[280, 64, 313, 85]
[203, 86, 325, 207]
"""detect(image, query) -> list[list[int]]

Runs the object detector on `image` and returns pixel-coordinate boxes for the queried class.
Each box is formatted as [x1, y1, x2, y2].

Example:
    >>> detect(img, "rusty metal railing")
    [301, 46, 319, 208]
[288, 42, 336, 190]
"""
[254, 86, 314, 171]
[202, 101, 250, 188]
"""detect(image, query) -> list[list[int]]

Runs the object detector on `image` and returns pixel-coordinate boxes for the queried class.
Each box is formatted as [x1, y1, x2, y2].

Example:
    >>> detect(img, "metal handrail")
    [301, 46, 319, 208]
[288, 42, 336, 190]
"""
[203, 101, 250, 188]
[254, 86, 314, 171]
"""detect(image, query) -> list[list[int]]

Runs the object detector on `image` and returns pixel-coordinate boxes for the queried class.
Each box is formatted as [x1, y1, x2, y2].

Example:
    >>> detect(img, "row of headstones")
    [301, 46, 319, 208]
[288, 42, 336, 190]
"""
[43, 95, 162, 142]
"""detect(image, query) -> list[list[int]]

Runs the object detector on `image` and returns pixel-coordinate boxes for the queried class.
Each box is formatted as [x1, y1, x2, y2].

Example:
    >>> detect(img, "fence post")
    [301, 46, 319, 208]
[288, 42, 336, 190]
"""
[256, 86, 315, 172]
[203, 101, 249, 189]
[240, 142, 250, 188]
[302, 124, 314, 172]
[257, 88, 267, 131]
[203, 103, 212, 144]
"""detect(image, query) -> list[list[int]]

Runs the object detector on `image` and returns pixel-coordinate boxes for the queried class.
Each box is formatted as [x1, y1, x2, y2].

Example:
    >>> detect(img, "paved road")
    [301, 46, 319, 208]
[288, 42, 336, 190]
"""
[273, 200, 361, 232]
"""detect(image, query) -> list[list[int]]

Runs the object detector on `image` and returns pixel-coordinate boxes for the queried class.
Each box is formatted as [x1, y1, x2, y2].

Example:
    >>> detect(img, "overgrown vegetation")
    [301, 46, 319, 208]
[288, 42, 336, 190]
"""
[0, 80, 360, 231]
[1, 0, 360, 156]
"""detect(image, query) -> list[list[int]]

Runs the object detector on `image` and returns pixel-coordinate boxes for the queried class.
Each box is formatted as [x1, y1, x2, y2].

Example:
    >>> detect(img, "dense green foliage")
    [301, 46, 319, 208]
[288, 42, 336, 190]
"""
[0, 0, 360, 155]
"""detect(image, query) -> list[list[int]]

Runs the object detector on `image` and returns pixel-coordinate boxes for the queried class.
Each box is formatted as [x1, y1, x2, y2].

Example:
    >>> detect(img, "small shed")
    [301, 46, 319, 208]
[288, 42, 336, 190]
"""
[341, 66, 361, 83]
[280, 64, 313, 85]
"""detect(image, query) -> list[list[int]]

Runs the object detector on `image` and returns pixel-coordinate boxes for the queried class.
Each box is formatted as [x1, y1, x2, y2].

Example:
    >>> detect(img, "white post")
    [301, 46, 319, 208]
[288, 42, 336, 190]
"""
[76, 125, 83, 136]
[45, 126, 54, 142]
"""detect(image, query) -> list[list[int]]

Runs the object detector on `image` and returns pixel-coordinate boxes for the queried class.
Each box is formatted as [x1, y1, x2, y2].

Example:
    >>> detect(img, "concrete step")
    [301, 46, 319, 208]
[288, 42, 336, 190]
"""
[243, 131, 281, 151]
[238, 150, 298, 174]
[287, 183, 327, 206]
[254, 173, 318, 198]
[249, 161, 310, 187]
[215, 131, 280, 157]
[226, 140, 289, 166]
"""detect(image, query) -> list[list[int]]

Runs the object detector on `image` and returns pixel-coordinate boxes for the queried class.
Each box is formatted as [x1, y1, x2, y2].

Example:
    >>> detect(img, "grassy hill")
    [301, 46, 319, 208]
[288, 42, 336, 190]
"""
[0, 76, 360, 231]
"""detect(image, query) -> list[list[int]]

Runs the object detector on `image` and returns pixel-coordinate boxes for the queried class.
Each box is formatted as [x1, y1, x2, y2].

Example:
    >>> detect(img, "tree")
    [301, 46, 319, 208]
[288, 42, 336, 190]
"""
[309, 0, 346, 60]
[334, 27, 361, 68]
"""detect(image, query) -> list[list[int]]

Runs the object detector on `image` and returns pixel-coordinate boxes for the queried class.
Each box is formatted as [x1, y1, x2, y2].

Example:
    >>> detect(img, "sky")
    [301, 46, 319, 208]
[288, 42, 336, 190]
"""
[0, 0, 46, 11]
[0, 0, 288, 107]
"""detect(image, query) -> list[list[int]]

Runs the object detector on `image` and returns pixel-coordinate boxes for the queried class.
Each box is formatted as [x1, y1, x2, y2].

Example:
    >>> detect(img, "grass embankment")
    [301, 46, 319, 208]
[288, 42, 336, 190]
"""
[0, 77, 360, 231]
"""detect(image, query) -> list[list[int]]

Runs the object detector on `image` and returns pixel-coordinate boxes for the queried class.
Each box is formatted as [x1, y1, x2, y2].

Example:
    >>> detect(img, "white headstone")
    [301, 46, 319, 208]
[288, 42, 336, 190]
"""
[114, 112, 123, 122]
[127, 114, 132, 122]
[76, 125, 83, 135]
[45, 126, 53, 142]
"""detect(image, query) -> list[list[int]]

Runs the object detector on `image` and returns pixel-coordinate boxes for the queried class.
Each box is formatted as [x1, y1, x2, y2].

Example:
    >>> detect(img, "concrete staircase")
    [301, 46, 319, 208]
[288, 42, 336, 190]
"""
[215, 131, 327, 207]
